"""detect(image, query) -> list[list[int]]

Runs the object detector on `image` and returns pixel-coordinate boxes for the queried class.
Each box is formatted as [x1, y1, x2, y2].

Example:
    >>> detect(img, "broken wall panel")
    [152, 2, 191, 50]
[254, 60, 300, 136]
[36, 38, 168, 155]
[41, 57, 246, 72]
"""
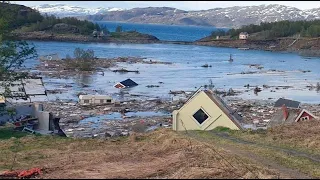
[1, 78, 48, 103]
[22, 79, 47, 95]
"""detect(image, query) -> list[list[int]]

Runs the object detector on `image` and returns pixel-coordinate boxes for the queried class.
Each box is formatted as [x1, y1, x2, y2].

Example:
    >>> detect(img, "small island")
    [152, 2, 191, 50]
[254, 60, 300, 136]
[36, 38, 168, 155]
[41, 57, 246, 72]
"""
[1, 3, 159, 44]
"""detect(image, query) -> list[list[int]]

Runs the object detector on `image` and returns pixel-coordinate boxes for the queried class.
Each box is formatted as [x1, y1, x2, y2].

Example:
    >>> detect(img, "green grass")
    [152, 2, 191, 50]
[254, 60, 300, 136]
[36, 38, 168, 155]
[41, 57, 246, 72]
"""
[227, 130, 320, 156]
[0, 127, 30, 140]
[212, 126, 230, 132]
[110, 32, 148, 39]
[242, 144, 320, 178]
[189, 130, 320, 178]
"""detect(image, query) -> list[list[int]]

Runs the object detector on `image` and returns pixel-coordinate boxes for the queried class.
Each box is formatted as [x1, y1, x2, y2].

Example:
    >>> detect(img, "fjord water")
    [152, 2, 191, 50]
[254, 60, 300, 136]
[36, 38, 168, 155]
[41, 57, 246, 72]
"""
[94, 21, 222, 41]
[28, 40, 320, 103]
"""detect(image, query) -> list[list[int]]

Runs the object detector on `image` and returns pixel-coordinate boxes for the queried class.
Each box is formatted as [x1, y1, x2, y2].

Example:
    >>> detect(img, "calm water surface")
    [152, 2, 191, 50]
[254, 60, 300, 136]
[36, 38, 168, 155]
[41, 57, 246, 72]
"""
[94, 21, 225, 41]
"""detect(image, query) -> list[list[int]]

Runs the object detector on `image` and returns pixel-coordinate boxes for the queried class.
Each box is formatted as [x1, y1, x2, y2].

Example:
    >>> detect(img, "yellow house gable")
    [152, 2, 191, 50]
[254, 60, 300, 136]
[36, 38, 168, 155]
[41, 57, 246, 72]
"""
[0, 95, 5, 104]
[172, 90, 242, 131]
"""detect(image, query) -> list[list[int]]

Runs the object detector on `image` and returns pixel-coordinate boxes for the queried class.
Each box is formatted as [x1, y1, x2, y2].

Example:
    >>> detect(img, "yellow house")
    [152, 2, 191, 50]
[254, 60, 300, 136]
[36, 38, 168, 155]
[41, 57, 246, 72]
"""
[0, 95, 5, 104]
[172, 90, 243, 131]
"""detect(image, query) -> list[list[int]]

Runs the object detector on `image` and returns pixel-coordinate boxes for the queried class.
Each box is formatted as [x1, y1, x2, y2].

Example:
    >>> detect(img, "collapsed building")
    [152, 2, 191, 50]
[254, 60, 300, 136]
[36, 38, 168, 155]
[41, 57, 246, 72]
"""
[0, 77, 48, 103]
[0, 77, 65, 136]
[0, 103, 65, 136]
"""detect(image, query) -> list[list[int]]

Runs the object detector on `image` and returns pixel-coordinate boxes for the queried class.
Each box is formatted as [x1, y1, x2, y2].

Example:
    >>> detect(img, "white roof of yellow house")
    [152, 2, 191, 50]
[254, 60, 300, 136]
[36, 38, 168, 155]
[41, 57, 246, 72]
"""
[177, 89, 244, 130]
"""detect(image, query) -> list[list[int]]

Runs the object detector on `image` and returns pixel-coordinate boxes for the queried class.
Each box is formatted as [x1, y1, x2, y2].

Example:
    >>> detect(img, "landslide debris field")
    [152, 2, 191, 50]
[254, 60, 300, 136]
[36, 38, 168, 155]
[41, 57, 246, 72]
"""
[1, 121, 320, 179]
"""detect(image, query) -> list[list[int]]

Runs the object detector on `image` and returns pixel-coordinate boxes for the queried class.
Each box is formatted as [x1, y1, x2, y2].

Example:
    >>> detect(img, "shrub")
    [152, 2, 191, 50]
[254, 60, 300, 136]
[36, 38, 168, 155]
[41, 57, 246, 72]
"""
[214, 126, 231, 132]
[115, 25, 122, 32]
[65, 48, 96, 71]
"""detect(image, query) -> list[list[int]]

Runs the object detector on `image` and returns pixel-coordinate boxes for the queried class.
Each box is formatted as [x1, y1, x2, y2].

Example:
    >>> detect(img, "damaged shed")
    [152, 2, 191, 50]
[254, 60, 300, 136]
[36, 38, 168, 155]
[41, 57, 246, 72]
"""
[268, 105, 318, 127]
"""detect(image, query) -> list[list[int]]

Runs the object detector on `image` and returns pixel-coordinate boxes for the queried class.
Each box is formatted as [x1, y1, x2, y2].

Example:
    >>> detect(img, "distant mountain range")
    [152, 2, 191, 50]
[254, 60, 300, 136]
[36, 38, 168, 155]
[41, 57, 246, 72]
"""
[32, 4, 320, 28]
[31, 4, 125, 17]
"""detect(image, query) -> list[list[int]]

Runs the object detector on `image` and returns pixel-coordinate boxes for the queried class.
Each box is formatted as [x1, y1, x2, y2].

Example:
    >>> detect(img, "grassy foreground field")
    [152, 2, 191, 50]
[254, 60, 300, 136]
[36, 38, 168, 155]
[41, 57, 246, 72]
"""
[0, 121, 319, 179]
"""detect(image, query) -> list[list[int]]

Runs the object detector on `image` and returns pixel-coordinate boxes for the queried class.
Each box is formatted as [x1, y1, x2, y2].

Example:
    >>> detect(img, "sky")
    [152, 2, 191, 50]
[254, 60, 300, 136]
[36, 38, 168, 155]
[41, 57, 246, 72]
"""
[12, 1, 319, 10]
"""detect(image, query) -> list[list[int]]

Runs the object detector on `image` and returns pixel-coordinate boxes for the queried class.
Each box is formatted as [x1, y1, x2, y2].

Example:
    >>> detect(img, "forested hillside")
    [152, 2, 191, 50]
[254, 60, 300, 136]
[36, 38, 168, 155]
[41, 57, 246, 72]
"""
[211, 20, 320, 40]
[0, 2, 100, 35]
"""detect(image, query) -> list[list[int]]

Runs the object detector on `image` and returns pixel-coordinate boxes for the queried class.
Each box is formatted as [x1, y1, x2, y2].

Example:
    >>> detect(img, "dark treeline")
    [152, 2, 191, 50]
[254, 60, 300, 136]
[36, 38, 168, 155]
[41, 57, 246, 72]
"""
[212, 20, 320, 39]
[0, 2, 101, 35]
[0, 2, 43, 29]
[21, 14, 101, 35]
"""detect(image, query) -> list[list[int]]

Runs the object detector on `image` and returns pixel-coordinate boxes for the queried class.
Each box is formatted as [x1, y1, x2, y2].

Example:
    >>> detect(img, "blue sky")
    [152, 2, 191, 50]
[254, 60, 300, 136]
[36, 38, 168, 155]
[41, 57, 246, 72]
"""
[12, 1, 319, 10]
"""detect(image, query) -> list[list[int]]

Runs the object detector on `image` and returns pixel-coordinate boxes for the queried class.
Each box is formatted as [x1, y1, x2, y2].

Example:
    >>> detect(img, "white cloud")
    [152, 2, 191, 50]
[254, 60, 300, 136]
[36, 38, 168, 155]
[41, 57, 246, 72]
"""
[11, 1, 320, 10]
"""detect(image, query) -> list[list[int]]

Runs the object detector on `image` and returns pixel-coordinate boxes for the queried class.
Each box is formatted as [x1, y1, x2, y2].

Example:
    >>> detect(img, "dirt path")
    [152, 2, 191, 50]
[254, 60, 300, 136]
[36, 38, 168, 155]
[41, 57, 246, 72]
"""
[185, 131, 313, 179]
[212, 132, 320, 163]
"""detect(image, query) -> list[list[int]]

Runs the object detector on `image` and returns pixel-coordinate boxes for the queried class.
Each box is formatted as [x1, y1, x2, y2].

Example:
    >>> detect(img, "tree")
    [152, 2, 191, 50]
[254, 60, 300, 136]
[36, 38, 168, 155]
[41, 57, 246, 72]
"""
[0, 17, 37, 114]
[94, 23, 101, 31]
[65, 48, 96, 71]
[115, 25, 122, 32]
[306, 25, 320, 37]
[300, 27, 306, 37]
[211, 29, 227, 37]
[100, 24, 109, 34]
[226, 19, 320, 39]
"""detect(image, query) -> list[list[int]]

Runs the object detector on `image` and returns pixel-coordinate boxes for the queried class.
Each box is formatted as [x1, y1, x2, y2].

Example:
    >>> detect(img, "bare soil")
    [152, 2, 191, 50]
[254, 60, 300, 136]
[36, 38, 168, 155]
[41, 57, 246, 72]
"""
[0, 129, 280, 179]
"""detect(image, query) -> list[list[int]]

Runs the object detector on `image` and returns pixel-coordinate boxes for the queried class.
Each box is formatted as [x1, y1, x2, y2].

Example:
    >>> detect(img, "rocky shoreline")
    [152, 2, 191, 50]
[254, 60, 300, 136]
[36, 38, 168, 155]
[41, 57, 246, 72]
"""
[194, 37, 320, 57]
[14, 31, 161, 44]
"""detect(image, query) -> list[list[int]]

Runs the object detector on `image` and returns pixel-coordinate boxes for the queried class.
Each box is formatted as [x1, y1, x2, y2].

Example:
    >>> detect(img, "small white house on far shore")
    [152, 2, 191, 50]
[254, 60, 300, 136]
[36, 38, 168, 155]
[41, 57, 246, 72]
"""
[79, 95, 114, 105]
[239, 32, 249, 40]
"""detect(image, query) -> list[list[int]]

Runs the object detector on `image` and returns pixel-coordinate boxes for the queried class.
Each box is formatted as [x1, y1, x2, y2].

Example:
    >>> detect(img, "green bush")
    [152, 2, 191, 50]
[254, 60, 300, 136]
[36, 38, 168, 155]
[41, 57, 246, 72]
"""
[65, 48, 96, 71]
[0, 127, 29, 140]
[115, 25, 122, 32]
[213, 126, 231, 132]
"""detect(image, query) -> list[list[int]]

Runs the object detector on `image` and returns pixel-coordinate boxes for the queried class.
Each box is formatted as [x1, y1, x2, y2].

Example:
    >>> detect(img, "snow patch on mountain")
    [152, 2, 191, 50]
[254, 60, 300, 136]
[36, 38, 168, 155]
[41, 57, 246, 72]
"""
[32, 4, 125, 17]
[32, 4, 320, 27]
